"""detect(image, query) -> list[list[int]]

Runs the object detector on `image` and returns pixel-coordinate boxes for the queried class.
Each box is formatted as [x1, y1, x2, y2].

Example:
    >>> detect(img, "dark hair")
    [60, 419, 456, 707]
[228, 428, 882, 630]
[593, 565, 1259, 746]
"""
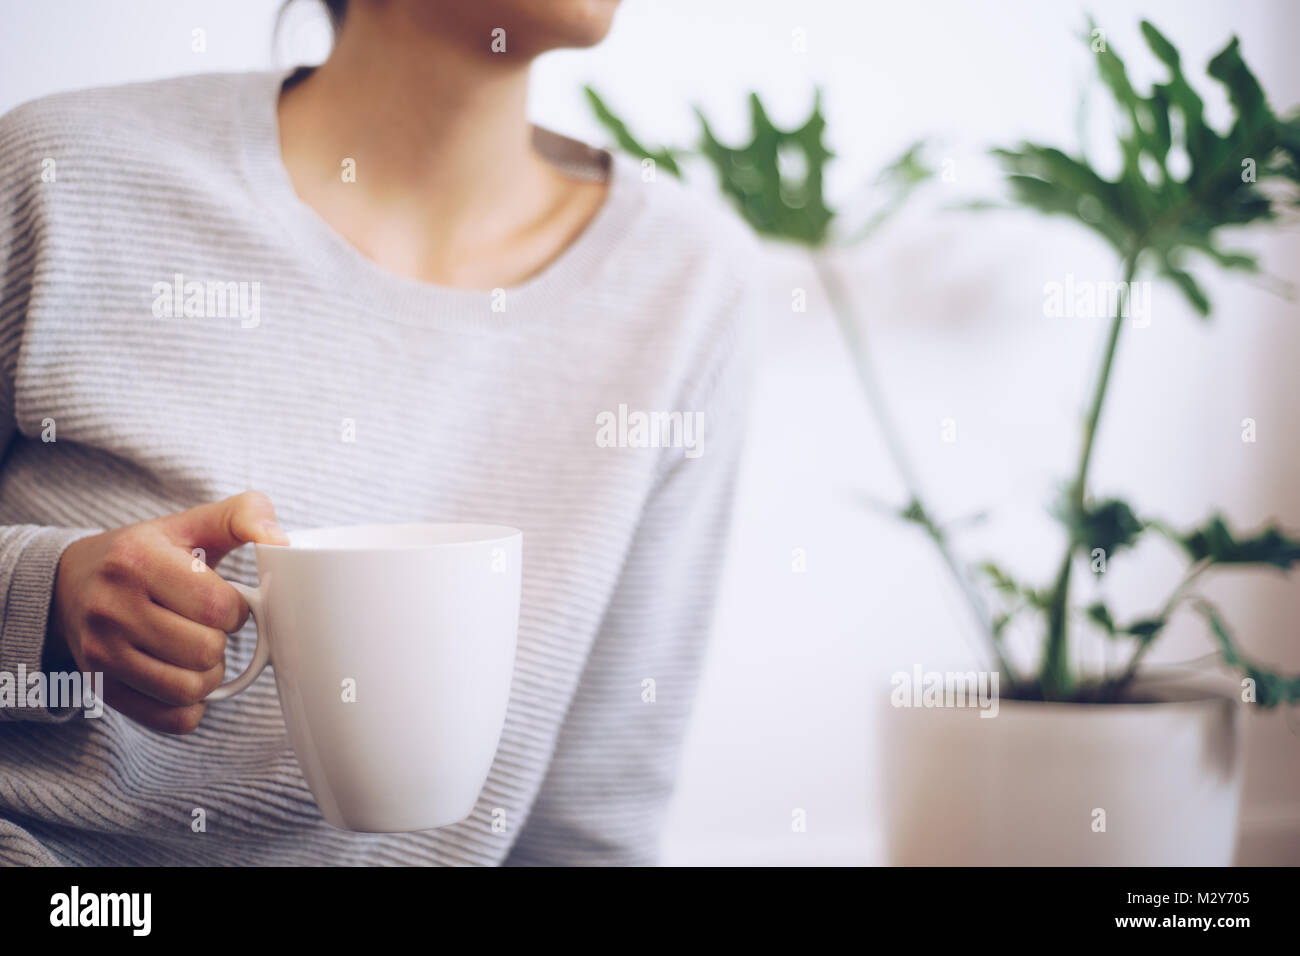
[277, 0, 346, 34]
[320, 0, 347, 29]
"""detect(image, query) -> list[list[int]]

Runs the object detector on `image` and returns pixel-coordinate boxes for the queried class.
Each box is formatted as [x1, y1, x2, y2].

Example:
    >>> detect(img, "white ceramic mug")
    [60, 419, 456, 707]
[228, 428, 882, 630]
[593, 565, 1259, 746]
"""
[203, 522, 522, 832]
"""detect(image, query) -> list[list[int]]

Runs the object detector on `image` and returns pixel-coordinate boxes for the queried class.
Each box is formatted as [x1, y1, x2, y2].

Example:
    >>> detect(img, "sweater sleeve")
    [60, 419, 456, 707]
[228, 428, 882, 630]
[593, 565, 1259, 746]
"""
[505, 270, 758, 866]
[0, 103, 102, 723]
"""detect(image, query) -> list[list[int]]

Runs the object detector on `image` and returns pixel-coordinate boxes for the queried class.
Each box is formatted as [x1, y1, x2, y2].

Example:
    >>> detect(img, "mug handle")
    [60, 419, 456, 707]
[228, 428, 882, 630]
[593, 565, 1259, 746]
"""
[204, 579, 270, 702]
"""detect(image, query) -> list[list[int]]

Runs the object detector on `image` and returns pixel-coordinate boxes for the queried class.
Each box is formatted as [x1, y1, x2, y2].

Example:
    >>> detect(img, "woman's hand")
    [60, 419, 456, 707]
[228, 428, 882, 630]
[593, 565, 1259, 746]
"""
[46, 491, 290, 734]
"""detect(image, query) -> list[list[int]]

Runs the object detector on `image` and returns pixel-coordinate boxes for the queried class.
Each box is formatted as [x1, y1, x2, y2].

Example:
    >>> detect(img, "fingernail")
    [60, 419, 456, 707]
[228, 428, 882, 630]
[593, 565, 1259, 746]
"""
[261, 519, 288, 542]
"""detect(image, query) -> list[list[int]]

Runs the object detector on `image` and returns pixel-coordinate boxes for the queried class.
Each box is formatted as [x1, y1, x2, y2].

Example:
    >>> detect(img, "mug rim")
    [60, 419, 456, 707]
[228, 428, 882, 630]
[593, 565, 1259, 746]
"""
[260, 522, 523, 553]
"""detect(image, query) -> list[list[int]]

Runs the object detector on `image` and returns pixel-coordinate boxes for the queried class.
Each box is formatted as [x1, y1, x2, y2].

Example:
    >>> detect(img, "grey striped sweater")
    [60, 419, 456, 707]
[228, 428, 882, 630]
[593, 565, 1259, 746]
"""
[0, 68, 756, 865]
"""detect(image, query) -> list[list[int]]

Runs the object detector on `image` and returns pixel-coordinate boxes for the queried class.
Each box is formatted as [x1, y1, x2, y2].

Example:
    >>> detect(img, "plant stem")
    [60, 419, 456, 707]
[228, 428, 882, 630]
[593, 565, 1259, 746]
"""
[1109, 557, 1212, 696]
[1040, 252, 1140, 698]
[812, 251, 1017, 683]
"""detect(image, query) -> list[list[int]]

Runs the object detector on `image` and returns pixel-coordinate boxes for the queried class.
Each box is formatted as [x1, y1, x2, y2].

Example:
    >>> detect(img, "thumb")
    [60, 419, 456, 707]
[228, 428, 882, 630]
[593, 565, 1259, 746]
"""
[162, 490, 290, 565]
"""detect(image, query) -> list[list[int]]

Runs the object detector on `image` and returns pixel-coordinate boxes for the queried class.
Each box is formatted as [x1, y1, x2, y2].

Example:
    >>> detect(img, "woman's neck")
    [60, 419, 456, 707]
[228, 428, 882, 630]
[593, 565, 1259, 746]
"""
[276, 3, 608, 288]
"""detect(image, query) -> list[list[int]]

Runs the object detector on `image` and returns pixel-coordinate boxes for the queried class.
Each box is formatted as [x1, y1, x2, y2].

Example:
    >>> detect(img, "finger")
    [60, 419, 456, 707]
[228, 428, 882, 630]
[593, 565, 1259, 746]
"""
[129, 601, 229, 672]
[101, 676, 207, 736]
[160, 490, 289, 565]
[113, 645, 227, 707]
[143, 545, 249, 633]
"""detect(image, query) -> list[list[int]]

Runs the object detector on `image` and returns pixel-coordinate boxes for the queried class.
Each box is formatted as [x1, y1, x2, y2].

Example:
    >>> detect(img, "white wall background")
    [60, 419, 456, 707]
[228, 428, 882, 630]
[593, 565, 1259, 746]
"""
[3, 0, 1297, 865]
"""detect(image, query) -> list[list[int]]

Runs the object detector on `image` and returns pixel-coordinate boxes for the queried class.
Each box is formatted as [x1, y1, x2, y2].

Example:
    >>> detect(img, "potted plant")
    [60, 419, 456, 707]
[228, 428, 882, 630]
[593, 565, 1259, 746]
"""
[587, 17, 1300, 865]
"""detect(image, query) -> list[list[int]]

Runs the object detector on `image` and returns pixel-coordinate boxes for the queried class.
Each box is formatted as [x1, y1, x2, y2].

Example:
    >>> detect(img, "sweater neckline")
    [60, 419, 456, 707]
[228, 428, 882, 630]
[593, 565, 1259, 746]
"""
[234, 66, 642, 323]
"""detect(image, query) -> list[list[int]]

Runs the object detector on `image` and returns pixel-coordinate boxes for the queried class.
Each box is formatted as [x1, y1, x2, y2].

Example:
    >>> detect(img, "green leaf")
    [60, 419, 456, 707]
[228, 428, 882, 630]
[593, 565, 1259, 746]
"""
[1086, 602, 1116, 634]
[695, 90, 835, 245]
[875, 140, 933, 188]
[1177, 513, 1300, 568]
[979, 561, 1019, 595]
[1139, 20, 1180, 69]
[977, 562, 1046, 609]
[1123, 617, 1166, 641]
[991, 153, 1131, 252]
[844, 140, 936, 243]
[991, 19, 1300, 317]
[1088, 603, 1165, 642]
[991, 612, 1014, 639]
[1056, 495, 1146, 555]
[1160, 261, 1211, 316]
[1194, 600, 1300, 707]
[1172, 235, 1260, 274]
[583, 87, 682, 178]
[1207, 36, 1270, 135]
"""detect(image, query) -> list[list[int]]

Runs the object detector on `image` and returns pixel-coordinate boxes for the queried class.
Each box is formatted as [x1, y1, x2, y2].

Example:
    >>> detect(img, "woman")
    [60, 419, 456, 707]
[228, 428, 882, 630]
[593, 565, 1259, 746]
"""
[0, 0, 755, 865]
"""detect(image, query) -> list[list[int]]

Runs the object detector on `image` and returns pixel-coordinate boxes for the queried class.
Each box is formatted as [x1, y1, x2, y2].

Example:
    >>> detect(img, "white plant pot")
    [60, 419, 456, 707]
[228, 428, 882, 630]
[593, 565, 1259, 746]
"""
[879, 683, 1245, 865]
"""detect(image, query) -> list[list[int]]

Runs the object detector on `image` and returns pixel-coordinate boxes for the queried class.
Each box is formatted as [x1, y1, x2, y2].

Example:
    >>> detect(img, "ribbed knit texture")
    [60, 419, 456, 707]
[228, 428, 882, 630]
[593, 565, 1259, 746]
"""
[0, 68, 756, 865]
